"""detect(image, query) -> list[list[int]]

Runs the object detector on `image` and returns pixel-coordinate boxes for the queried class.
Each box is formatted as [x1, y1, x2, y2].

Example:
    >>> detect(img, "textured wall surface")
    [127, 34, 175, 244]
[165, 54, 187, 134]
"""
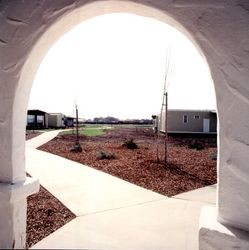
[0, 0, 249, 247]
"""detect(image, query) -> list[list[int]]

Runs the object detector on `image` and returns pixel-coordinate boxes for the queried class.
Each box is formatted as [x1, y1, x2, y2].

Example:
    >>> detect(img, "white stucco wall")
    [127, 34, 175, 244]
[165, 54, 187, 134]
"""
[0, 0, 249, 248]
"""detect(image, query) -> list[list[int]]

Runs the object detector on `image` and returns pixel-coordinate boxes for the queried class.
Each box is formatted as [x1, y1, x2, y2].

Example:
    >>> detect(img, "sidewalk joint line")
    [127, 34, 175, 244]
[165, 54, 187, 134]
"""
[76, 197, 167, 217]
[170, 196, 216, 205]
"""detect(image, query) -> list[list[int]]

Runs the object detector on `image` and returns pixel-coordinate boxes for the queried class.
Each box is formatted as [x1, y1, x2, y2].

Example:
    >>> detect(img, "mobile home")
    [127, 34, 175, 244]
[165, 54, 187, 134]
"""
[64, 116, 74, 127]
[48, 113, 66, 128]
[26, 109, 48, 129]
[159, 109, 217, 134]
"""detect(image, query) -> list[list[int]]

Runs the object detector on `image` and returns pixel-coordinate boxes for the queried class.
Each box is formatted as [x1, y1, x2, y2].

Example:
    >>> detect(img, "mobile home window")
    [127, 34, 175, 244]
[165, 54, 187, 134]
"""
[37, 115, 44, 124]
[183, 115, 188, 123]
[27, 115, 35, 123]
[194, 115, 200, 119]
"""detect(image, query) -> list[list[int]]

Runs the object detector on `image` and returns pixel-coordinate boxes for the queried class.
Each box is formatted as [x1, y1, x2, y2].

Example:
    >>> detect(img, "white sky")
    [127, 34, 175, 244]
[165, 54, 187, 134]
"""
[29, 13, 216, 119]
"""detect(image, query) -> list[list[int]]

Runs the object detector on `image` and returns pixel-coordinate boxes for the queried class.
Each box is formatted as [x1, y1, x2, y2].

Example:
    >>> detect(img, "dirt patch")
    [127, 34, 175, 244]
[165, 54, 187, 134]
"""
[39, 127, 217, 196]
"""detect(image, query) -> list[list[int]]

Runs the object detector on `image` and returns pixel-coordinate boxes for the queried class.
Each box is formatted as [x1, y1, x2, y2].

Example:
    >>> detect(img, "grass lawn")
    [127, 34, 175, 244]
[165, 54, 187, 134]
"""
[79, 127, 106, 136]
[60, 124, 152, 137]
[62, 125, 113, 137]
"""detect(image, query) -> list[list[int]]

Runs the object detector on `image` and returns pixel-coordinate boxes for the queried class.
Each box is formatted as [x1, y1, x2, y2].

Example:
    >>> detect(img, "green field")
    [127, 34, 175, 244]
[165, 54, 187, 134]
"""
[79, 126, 106, 136]
[60, 124, 153, 137]
[62, 125, 113, 137]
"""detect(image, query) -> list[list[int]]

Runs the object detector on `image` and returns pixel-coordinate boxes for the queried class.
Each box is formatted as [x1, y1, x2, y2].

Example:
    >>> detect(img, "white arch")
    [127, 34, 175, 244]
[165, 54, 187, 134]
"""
[1, 0, 249, 248]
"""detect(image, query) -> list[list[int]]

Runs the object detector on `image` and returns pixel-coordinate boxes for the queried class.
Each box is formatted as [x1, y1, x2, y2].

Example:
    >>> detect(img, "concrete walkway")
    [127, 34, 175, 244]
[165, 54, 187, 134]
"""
[26, 131, 216, 249]
[26, 129, 64, 149]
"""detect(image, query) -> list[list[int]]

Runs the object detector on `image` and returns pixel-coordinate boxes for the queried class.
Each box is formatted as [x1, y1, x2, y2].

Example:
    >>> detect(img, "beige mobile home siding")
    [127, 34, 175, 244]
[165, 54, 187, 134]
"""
[48, 113, 66, 128]
[160, 110, 217, 133]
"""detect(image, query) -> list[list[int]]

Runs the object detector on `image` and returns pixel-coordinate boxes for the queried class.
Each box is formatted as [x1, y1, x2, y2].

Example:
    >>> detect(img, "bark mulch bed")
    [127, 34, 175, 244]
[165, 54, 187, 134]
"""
[26, 185, 76, 248]
[26, 130, 43, 140]
[39, 127, 217, 196]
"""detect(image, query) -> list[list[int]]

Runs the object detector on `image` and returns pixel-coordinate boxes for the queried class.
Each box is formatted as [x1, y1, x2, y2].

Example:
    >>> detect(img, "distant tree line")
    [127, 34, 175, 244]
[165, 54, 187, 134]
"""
[85, 116, 153, 125]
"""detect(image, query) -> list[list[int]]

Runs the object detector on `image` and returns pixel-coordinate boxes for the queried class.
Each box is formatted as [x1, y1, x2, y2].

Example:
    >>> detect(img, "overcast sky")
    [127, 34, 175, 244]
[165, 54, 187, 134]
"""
[29, 13, 216, 119]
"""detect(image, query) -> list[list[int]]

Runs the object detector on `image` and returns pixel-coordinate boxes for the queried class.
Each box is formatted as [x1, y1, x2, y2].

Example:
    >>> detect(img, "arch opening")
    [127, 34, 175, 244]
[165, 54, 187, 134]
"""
[23, 3, 218, 246]
[29, 12, 216, 120]
[18, 0, 216, 122]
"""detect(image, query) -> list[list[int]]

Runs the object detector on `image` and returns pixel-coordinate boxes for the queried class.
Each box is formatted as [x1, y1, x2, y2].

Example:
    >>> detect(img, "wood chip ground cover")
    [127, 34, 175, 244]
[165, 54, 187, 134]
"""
[26, 185, 76, 248]
[39, 127, 217, 196]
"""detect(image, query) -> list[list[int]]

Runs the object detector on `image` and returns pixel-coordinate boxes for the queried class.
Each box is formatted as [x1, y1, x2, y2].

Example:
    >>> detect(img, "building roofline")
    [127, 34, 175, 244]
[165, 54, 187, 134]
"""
[168, 109, 217, 113]
[27, 109, 47, 114]
[48, 113, 65, 115]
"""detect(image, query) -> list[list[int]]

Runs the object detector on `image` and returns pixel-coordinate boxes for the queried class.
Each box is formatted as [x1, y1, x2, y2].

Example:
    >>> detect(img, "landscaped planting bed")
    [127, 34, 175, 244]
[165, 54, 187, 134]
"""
[26, 185, 76, 248]
[26, 130, 43, 140]
[39, 126, 217, 196]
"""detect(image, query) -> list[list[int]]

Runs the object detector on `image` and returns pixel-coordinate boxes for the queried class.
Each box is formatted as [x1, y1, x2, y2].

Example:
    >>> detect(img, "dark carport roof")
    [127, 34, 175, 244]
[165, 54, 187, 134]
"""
[27, 109, 47, 115]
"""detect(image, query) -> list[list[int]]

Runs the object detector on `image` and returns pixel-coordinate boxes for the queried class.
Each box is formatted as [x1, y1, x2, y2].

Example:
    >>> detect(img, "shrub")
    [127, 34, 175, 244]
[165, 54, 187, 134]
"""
[210, 151, 217, 160]
[70, 142, 82, 152]
[188, 140, 204, 150]
[98, 151, 115, 160]
[122, 139, 139, 150]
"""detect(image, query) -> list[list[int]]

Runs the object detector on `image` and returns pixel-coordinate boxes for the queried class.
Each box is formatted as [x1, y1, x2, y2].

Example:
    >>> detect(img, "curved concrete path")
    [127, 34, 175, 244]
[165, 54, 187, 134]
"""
[26, 131, 216, 249]
[26, 129, 65, 149]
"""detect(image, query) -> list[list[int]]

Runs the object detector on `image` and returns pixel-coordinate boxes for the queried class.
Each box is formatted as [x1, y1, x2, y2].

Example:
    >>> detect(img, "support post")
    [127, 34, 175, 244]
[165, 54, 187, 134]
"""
[71, 104, 82, 152]
[164, 92, 168, 165]
[76, 105, 79, 144]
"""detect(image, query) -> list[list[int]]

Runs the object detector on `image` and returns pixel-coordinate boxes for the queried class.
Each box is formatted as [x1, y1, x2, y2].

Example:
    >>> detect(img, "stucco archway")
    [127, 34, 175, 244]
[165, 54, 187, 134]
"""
[1, 0, 249, 248]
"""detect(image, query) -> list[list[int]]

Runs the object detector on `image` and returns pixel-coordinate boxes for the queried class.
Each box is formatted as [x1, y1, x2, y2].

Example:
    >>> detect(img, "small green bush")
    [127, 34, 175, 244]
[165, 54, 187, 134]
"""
[210, 151, 217, 160]
[188, 140, 204, 150]
[98, 151, 115, 160]
[122, 139, 139, 150]
[70, 142, 82, 152]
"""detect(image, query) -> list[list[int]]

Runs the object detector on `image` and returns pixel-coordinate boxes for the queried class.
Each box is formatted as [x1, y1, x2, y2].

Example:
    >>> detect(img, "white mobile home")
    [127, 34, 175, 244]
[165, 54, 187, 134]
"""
[159, 109, 217, 134]
[48, 113, 66, 128]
